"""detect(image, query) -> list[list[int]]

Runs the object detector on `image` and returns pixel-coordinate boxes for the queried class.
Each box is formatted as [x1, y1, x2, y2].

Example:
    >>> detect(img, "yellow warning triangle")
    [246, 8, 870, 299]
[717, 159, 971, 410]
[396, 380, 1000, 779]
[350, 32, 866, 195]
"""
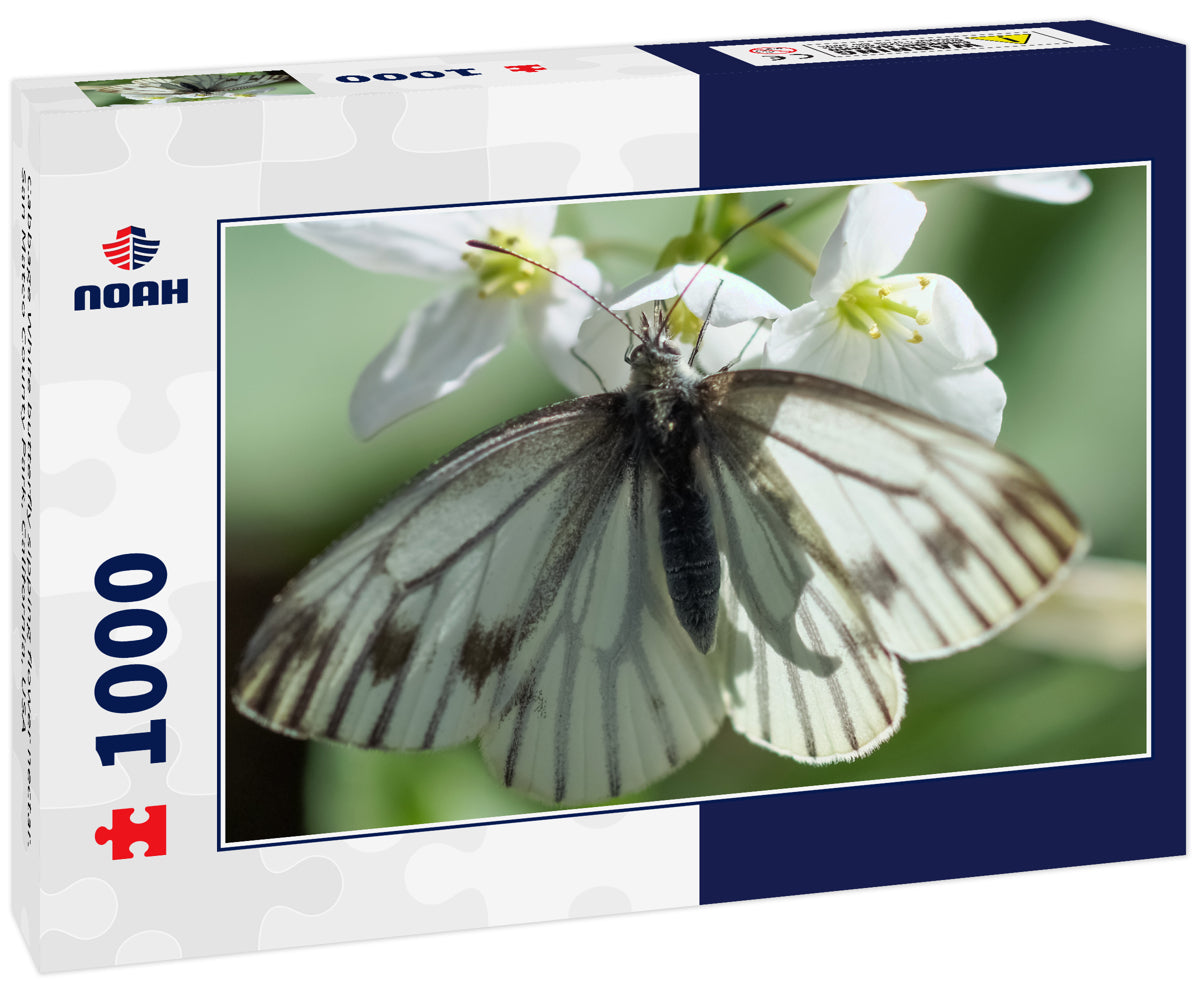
[971, 33, 1031, 44]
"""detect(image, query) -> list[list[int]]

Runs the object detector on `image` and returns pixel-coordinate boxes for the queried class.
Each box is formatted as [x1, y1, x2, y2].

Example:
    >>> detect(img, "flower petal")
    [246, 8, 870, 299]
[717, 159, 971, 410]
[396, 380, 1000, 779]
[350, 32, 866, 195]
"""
[768, 297, 1004, 441]
[811, 184, 926, 305]
[555, 265, 787, 394]
[609, 264, 788, 325]
[974, 170, 1092, 204]
[350, 286, 513, 438]
[554, 307, 635, 396]
[913, 275, 997, 367]
[693, 318, 769, 374]
[288, 205, 560, 280]
[287, 212, 477, 279]
[765, 304, 873, 385]
[861, 335, 1006, 442]
[523, 256, 609, 394]
[489, 202, 558, 241]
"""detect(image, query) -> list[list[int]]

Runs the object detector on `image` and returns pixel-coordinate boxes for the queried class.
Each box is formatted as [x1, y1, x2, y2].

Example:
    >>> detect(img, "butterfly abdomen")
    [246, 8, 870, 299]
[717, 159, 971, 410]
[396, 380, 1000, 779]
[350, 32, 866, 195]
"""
[658, 471, 720, 653]
[635, 388, 721, 654]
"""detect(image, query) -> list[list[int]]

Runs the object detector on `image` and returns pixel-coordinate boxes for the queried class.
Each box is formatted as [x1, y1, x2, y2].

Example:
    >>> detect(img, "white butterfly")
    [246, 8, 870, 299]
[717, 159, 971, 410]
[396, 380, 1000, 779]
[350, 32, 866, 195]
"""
[235, 227, 1086, 808]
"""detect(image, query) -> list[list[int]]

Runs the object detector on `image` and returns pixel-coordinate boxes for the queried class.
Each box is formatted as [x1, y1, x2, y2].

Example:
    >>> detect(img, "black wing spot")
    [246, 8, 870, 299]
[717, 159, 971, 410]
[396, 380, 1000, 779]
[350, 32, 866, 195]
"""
[366, 623, 419, 683]
[458, 622, 517, 696]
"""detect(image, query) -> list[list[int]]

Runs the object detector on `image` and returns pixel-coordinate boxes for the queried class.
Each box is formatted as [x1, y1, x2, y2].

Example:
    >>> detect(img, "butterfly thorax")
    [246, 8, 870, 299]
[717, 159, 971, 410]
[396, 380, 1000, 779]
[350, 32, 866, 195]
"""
[623, 333, 720, 654]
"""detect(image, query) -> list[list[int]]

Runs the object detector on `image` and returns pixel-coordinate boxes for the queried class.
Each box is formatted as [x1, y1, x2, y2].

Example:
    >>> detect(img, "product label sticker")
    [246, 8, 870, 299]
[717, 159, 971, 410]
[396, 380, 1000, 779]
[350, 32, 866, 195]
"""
[713, 27, 1105, 67]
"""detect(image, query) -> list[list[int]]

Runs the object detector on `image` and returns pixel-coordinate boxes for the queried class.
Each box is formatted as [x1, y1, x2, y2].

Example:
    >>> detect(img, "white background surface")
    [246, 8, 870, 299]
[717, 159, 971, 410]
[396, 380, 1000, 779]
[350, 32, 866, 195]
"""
[4, 1, 1195, 996]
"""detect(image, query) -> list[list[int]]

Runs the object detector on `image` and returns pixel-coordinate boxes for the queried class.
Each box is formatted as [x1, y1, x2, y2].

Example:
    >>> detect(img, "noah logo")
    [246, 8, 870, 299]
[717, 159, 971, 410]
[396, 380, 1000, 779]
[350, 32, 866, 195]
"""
[102, 225, 160, 270]
[74, 225, 188, 311]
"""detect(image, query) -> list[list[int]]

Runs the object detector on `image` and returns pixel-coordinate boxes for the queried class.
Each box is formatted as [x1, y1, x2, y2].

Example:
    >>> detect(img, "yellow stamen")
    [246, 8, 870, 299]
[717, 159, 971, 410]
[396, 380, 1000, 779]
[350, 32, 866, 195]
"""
[463, 227, 552, 299]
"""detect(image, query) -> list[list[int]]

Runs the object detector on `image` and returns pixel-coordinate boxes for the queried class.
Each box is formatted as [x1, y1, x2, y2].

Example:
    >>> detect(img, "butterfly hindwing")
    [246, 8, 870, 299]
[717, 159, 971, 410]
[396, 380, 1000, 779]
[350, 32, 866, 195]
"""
[481, 463, 725, 804]
[702, 433, 906, 761]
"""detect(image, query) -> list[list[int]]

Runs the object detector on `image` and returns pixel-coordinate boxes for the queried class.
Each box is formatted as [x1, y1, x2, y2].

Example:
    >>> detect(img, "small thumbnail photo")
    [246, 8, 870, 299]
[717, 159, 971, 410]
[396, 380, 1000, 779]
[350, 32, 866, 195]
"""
[77, 70, 311, 106]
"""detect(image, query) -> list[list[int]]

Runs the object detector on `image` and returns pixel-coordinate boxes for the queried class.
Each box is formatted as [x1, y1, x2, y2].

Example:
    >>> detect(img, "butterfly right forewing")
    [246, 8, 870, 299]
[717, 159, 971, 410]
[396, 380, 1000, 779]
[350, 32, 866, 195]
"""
[700, 369, 1087, 663]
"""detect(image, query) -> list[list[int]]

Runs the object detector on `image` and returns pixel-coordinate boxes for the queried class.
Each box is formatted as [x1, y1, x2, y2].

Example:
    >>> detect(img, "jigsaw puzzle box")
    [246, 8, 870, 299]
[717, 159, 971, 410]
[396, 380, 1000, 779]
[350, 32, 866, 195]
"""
[11, 20, 1183, 971]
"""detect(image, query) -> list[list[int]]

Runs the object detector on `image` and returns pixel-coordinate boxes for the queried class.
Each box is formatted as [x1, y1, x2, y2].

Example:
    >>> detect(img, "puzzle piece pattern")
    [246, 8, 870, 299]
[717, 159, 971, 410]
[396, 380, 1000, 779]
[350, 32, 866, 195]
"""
[404, 808, 700, 927]
[167, 99, 266, 166]
[487, 73, 699, 197]
[36, 743, 341, 971]
[259, 92, 490, 215]
[26, 46, 704, 970]
[256, 828, 489, 950]
[35, 106, 245, 487]
[115, 930, 183, 965]
[39, 375, 216, 597]
[254, 806, 700, 950]
[39, 878, 119, 941]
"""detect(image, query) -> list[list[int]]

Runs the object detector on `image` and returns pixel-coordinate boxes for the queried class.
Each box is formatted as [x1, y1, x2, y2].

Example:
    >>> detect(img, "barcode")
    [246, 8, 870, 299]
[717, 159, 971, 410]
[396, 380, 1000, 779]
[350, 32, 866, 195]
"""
[818, 38, 981, 56]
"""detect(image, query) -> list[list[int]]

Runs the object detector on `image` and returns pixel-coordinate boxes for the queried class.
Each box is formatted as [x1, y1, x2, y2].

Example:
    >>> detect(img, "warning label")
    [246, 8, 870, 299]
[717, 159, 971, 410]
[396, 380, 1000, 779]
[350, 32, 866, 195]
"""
[971, 34, 1032, 44]
[714, 26, 1104, 67]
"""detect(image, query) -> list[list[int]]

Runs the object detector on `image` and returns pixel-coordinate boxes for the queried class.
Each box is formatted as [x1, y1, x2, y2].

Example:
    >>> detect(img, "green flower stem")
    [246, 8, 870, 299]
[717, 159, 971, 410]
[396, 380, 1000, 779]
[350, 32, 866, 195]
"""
[759, 225, 819, 274]
[722, 189, 849, 274]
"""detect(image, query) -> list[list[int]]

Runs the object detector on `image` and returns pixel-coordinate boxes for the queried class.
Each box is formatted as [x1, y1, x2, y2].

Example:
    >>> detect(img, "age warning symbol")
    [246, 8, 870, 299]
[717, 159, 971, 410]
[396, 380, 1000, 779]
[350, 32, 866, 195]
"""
[970, 34, 1031, 44]
[102, 225, 161, 270]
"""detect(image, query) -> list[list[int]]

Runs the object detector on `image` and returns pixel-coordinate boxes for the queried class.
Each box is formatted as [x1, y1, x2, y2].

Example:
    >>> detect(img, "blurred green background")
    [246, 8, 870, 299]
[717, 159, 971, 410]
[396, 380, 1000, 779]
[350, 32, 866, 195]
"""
[222, 168, 1146, 841]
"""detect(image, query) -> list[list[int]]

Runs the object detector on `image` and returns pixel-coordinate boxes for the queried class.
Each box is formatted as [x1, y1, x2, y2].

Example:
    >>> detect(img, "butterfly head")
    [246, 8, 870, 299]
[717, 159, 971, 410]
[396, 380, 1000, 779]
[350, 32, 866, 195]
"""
[625, 323, 691, 391]
[464, 200, 787, 392]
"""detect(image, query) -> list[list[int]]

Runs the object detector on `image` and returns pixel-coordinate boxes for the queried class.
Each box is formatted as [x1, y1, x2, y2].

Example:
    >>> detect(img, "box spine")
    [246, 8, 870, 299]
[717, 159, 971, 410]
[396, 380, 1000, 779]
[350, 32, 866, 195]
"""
[11, 85, 40, 966]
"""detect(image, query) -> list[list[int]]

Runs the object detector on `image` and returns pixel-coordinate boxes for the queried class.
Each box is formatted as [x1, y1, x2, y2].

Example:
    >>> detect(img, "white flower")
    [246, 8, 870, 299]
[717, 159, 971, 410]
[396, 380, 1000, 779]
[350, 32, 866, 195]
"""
[971, 169, 1092, 204]
[565, 263, 789, 394]
[288, 205, 601, 438]
[87, 73, 292, 103]
[766, 183, 1005, 442]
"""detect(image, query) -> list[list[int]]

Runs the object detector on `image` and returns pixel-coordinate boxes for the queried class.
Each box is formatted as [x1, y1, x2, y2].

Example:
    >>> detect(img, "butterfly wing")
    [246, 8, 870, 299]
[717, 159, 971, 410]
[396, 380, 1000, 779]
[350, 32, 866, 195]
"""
[479, 460, 726, 804]
[701, 370, 1087, 664]
[235, 394, 725, 806]
[702, 423, 906, 762]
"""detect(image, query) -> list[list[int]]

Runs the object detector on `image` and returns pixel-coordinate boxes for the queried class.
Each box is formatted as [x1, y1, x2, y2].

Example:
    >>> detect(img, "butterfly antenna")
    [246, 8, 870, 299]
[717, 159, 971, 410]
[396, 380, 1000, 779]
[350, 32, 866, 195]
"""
[661, 199, 790, 331]
[464, 239, 644, 344]
[688, 281, 724, 367]
[570, 347, 608, 392]
[717, 318, 767, 372]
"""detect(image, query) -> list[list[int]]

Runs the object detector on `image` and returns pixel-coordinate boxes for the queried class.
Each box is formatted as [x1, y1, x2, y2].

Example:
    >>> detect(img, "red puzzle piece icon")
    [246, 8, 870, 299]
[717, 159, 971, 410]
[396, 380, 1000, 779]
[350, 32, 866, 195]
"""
[95, 805, 167, 859]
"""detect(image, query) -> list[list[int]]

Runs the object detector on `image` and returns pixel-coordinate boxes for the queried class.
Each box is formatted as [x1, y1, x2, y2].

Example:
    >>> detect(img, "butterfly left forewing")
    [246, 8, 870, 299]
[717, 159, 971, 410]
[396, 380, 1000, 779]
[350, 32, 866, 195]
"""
[701, 370, 1087, 662]
[236, 392, 728, 806]
[235, 397, 633, 752]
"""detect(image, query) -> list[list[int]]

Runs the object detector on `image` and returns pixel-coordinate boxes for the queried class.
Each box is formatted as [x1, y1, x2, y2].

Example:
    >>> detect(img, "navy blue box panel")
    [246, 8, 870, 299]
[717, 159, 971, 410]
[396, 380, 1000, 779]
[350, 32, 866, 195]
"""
[640, 21, 1188, 907]
[698, 759, 1185, 905]
[641, 21, 1185, 190]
